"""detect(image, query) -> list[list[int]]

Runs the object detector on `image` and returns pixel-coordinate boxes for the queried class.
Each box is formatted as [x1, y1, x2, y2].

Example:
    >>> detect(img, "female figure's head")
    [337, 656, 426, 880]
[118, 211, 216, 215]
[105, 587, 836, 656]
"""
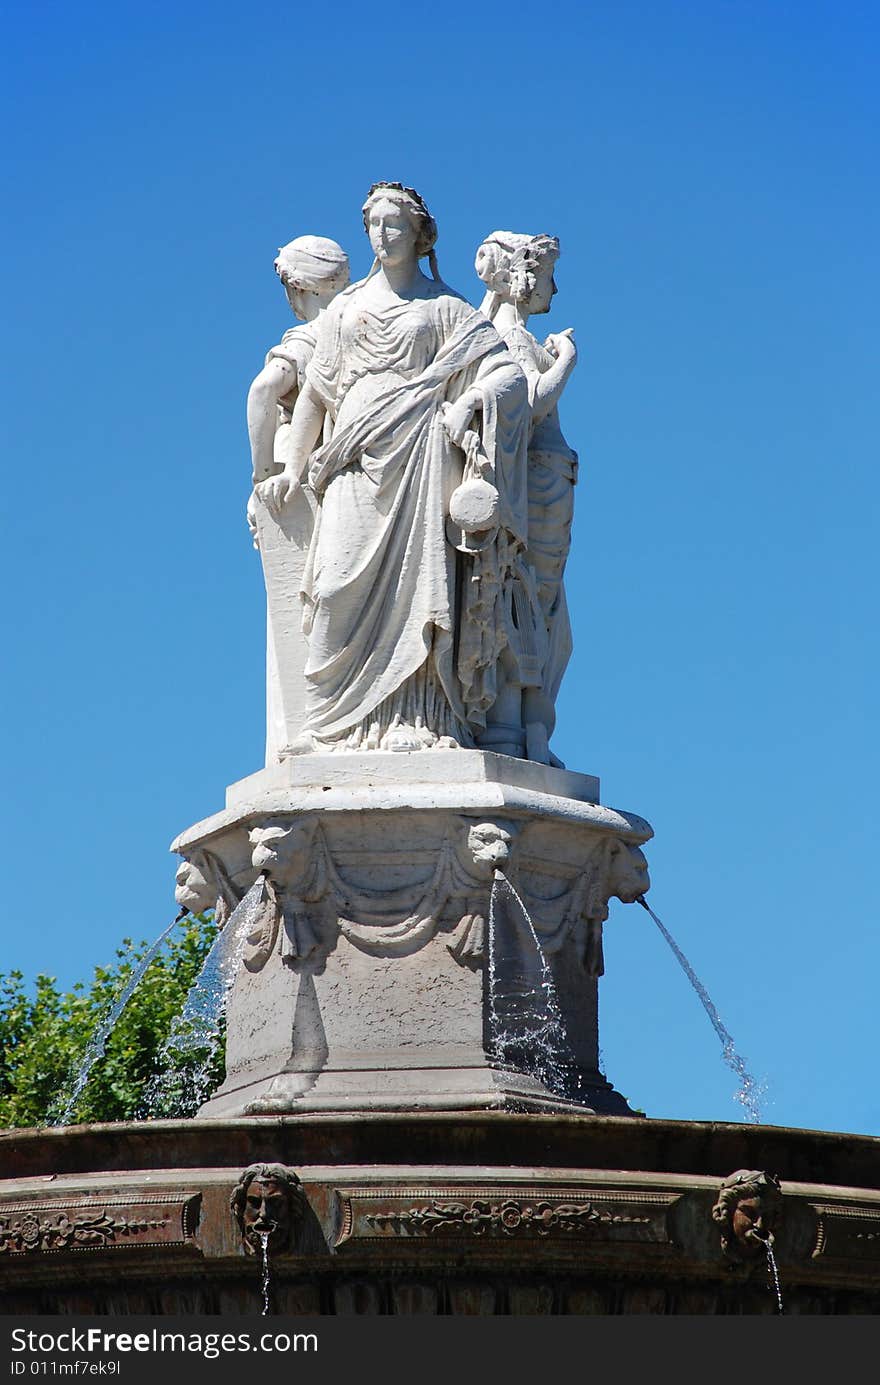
[475, 231, 560, 321]
[711, 1169, 783, 1257]
[274, 234, 350, 321]
[361, 182, 439, 280]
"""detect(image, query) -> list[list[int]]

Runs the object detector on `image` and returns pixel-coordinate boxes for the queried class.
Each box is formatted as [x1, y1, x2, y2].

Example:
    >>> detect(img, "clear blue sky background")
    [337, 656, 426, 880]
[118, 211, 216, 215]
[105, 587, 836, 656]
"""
[2, 1, 877, 1136]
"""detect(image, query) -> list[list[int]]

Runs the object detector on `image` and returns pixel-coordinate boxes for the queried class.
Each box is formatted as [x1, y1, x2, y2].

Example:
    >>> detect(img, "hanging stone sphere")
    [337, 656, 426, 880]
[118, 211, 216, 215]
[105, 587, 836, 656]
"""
[448, 477, 500, 533]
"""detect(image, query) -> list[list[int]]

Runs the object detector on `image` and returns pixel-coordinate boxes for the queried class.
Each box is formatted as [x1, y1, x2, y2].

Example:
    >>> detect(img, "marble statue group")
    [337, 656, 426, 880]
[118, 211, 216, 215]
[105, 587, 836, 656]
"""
[246, 183, 579, 769]
[174, 181, 651, 1118]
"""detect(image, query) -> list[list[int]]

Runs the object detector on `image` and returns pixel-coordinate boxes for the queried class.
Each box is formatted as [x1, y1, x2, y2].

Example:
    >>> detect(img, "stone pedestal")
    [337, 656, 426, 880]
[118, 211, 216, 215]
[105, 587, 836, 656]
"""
[172, 752, 652, 1119]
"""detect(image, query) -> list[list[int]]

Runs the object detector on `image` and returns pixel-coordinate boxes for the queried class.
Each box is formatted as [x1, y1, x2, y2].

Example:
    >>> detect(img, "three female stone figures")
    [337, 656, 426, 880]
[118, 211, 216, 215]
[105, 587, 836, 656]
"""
[250, 185, 577, 763]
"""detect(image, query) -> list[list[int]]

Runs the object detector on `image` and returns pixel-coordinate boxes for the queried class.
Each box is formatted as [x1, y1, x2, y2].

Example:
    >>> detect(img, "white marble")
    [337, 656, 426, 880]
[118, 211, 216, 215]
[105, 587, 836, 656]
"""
[246, 235, 350, 764]
[174, 751, 650, 1116]
[169, 184, 654, 1119]
[251, 186, 553, 764]
[475, 231, 578, 765]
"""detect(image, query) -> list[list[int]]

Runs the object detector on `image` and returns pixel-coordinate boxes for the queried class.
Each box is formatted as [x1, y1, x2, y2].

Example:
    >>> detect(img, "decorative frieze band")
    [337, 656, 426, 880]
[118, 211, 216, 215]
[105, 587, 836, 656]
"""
[810, 1203, 880, 1261]
[0, 1194, 200, 1255]
[335, 1187, 677, 1248]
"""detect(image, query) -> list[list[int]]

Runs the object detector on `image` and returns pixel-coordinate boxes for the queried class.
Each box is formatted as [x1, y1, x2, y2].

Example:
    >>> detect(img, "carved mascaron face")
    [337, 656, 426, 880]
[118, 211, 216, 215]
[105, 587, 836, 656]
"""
[467, 822, 512, 876]
[249, 819, 315, 885]
[731, 1195, 775, 1251]
[174, 857, 214, 913]
[608, 842, 650, 903]
[712, 1171, 782, 1258]
[233, 1171, 303, 1255]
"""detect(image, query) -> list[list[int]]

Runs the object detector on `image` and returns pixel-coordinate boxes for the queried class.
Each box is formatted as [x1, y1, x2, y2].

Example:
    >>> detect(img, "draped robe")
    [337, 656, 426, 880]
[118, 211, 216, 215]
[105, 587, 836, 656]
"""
[502, 327, 577, 707]
[298, 282, 530, 746]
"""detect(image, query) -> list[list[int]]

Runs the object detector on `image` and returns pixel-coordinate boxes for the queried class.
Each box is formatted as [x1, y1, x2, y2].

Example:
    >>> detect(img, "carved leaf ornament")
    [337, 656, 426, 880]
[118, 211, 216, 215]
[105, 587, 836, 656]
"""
[365, 1197, 651, 1238]
[0, 1209, 170, 1255]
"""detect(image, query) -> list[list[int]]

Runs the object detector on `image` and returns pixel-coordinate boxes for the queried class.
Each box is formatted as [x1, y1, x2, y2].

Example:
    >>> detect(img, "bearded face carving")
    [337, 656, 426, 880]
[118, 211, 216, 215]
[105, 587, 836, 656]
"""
[230, 1163, 306, 1255]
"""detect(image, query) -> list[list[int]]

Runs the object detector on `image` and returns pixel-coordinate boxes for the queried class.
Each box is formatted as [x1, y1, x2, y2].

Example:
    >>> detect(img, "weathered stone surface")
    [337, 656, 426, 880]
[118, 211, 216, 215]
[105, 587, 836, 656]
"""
[0, 1194, 200, 1256]
[1, 1116, 878, 1314]
[177, 188, 655, 1122]
[173, 754, 649, 1117]
[334, 1186, 675, 1248]
[246, 235, 350, 765]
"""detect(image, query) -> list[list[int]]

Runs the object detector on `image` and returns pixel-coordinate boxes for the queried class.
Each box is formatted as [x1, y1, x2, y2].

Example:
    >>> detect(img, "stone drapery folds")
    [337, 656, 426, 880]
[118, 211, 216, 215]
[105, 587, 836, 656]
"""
[249, 186, 576, 765]
[300, 298, 531, 747]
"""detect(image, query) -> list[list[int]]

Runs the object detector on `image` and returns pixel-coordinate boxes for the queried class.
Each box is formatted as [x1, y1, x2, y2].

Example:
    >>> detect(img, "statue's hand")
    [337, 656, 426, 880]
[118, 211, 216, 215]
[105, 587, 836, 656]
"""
[545, 328, 577, 364]
[440, 396, 478, 448]
[246, 491, 260, 550]
[255, 470, 300, 516]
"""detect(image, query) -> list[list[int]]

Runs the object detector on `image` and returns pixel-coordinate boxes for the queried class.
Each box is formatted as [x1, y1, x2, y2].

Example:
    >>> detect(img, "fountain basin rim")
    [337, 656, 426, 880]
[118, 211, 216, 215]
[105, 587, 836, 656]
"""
[2, 1113, 878, 1192]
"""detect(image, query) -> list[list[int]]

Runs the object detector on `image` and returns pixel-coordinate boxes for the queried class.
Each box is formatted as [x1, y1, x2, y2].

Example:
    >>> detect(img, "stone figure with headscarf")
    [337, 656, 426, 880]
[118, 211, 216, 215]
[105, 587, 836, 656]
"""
[246, 234, 351, 763]
[247, 235, 351, 500]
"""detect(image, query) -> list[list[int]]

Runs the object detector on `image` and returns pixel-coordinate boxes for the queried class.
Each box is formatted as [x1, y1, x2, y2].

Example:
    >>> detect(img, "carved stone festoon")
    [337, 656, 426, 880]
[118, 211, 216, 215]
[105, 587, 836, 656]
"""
[172, 183, 655, 1118]
[174, 752, 650, 1117]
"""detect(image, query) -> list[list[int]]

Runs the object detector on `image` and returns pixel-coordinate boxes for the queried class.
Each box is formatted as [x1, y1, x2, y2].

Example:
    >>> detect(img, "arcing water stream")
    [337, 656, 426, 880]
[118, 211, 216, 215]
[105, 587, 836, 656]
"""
[486, 871, 584, 1103]
[139, 878, 266, 1117]
[54, 906, 189, 1126]
[56, 854, 764, 1132]
[636, 896, 765, 1122]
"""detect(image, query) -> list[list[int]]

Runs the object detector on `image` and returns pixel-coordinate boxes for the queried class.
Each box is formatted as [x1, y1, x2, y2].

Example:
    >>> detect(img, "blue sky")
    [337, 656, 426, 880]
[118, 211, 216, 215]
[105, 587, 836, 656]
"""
[2, 0, 877, 1135]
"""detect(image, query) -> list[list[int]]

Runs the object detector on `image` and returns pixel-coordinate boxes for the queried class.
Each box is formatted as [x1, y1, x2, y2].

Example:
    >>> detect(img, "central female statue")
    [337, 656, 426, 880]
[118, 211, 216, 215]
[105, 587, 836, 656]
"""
[258, 184, 532, 754]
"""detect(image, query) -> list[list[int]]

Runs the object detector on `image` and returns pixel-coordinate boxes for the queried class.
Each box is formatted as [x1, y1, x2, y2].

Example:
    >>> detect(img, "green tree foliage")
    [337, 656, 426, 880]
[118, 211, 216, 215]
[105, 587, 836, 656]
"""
[0, 914, 222, 1129]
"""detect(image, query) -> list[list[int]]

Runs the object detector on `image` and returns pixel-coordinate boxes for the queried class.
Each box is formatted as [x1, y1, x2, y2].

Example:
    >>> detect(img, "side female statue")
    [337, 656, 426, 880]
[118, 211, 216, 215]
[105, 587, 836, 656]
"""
[475, 231, 578, 765]
[247, 236, 350, 508]
[245, 235, 350, 763]
[257, 183, 532, 755]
